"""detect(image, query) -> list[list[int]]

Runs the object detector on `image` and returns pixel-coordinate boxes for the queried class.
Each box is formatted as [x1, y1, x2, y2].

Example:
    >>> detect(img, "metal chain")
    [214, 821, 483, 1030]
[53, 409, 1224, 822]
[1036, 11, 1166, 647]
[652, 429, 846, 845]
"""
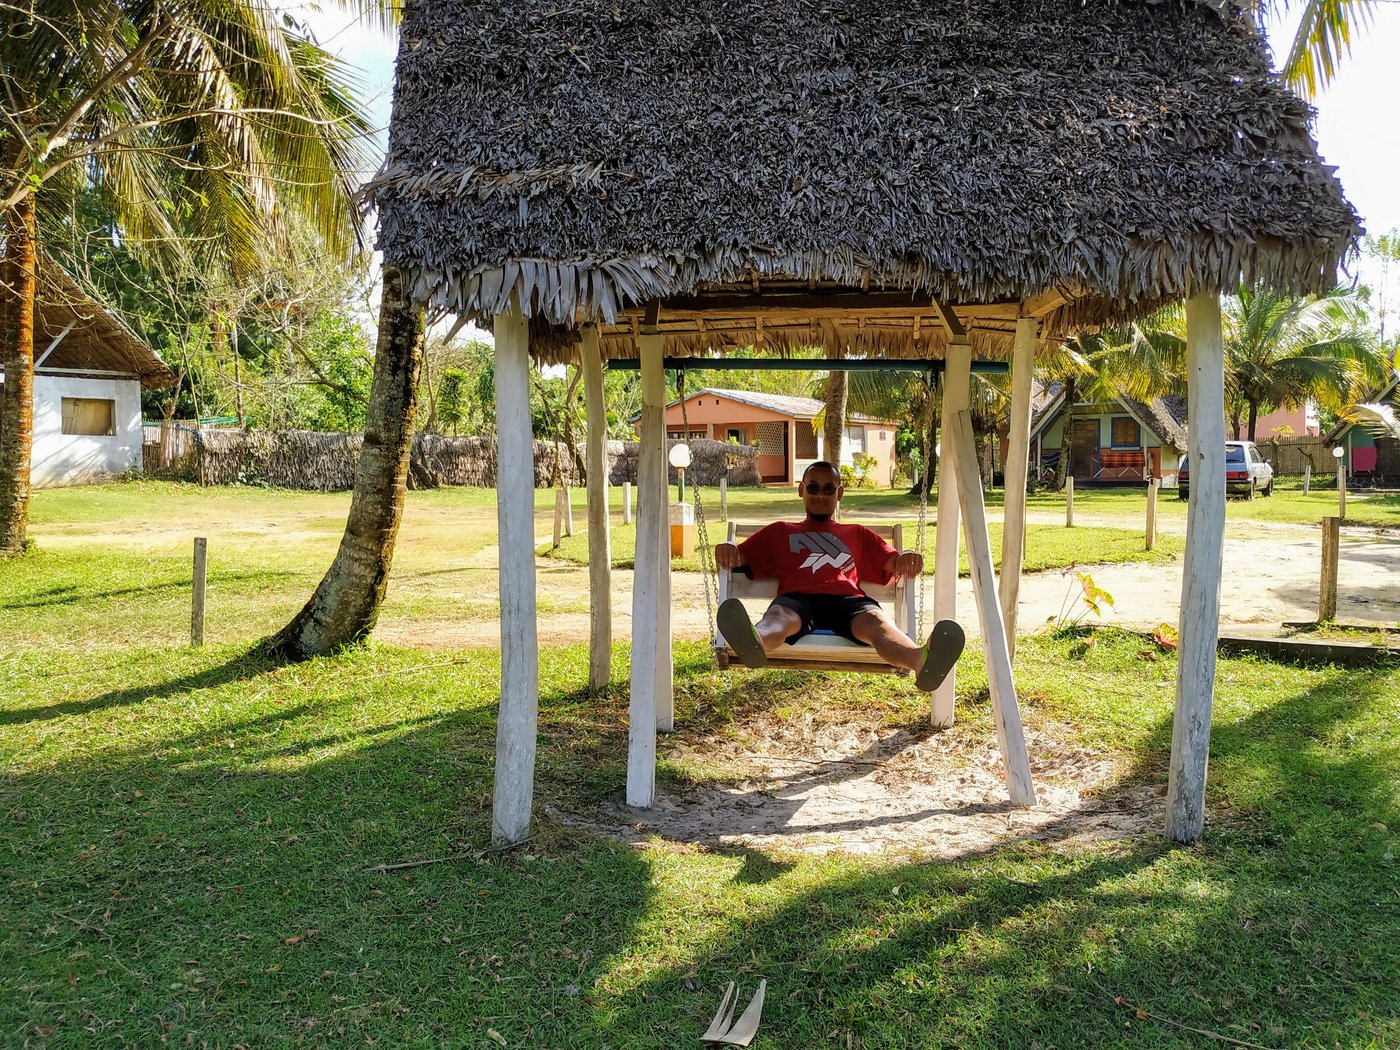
[915, 371, 933, 639]
[678, 371, 719, 654]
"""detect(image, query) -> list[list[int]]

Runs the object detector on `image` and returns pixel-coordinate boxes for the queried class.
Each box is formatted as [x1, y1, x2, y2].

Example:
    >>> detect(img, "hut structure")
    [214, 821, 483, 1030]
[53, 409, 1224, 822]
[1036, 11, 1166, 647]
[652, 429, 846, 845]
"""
[367, 0, 1359, 847]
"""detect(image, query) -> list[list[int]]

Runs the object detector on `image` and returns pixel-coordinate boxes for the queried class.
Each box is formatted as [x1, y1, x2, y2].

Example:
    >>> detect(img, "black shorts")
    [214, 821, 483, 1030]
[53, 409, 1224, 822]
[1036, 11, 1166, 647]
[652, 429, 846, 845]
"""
[769, 592, 882, 645]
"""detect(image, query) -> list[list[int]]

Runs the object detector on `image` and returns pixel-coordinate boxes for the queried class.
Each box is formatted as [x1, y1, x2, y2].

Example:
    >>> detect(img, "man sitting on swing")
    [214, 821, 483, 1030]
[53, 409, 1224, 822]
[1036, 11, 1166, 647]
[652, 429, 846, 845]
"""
[715, 460, 965, 692]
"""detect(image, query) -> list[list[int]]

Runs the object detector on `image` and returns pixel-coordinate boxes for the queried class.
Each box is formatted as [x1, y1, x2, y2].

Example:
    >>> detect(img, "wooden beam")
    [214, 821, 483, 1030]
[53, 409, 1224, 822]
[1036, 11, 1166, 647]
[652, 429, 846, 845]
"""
[581, 326, 612, 692]
[491, 300, 540, 846]
[951, 409, 1036, 807]
[930, 297, 969, 341]
[1166, 292, 1226, 844]
[1022, 285, 1071, 318]
[932, 339, 970, 728]
[1000, 316, 1038, 660]
[628, 325, 666, 807]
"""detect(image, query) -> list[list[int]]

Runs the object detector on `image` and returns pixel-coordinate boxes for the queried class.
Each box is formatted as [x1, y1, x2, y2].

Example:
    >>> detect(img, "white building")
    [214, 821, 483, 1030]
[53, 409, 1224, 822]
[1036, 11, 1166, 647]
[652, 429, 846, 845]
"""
[2, 257, 175, 487]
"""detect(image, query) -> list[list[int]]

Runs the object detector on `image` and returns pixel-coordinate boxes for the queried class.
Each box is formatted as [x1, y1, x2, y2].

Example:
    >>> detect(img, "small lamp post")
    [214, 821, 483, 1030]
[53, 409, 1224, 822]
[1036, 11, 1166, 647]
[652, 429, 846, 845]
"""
[668, 443, 695, 557]
[1333, 444, 1346, 518]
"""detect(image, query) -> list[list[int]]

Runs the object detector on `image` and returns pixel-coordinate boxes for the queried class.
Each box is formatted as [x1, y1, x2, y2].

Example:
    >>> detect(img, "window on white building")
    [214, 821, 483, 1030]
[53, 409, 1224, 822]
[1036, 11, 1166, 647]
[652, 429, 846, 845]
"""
[845, 425, 866, 454]
[61, 397, 116, 436]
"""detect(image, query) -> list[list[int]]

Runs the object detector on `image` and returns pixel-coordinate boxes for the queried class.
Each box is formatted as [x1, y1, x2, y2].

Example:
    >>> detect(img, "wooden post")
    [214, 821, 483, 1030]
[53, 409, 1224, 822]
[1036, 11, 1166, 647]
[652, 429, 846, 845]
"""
[951, 411, 1037, 807]
[491, 300, 539, 846]
[1319, 516, 1340, 622]
[1337, 462, 1347, 519]
[552, 489, 566, 547]
[1303, 462, 1311, 495]
[1166, 292, 1226, 845]
[719, 477, 728, 520]
[191, 537, 207, 647]
[932, 338, 971, 728]
[1145, 479, 1158, 551]
[581, 327, 612, 691]
[623, 481, 632, 524]
[564, 484, 574, 536]
[999, 315, 1037, 661]
[628, 320, 667, 805]
[1065, 475, 1074, 527]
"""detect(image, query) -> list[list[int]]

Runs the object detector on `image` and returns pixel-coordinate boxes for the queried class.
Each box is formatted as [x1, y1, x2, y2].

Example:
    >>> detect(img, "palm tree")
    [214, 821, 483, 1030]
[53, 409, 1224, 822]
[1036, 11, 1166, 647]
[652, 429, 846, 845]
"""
[1271, 0, 1376, 98]
[1, 0, 388, 554]
[823, 361, 849, 467]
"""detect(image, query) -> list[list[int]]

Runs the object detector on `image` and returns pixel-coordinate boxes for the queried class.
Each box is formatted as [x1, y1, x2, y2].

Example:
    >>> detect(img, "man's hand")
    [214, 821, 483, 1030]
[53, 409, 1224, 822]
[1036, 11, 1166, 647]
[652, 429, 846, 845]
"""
[889, 550, 924, 578]
[715, 542, 744, 570]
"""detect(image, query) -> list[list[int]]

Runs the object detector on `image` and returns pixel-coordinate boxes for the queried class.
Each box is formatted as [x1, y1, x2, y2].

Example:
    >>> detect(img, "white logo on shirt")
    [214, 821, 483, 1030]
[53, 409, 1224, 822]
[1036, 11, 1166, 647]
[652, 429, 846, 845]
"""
[791, 533, 853, 573]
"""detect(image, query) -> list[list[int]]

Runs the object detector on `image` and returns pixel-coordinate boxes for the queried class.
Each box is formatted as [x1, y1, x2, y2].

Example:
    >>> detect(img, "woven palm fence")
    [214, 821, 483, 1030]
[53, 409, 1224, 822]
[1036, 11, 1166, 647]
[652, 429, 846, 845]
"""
[193, 430, 757, 491]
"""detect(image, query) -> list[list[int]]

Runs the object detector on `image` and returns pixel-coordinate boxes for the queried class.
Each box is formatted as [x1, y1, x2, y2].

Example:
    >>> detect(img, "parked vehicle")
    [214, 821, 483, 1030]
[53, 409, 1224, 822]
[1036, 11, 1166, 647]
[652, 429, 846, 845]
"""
[1178, 441, 1274, 500]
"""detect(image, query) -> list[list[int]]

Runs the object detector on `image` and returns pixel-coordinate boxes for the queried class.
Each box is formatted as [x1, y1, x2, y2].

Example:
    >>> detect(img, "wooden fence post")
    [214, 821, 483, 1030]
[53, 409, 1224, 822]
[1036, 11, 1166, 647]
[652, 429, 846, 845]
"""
[719, 477, 728, 520]
[1145, 479, 1158, 551]
[191, 537, 207, 647]
[553, 489, 566, 547]
[1303, 463, 1311, 495]
[623, 481, 632, 524]
[1337, 463, 1347, 519]
[1065, 475, 1074, 527]
[564, 484, 574, 536]
[1319, 516, 1340, 622]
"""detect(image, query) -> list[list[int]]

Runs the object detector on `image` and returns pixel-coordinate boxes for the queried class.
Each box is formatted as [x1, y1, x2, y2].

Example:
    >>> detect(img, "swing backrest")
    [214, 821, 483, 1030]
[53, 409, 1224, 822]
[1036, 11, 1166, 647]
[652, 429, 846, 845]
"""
[720, 522, 913, 627]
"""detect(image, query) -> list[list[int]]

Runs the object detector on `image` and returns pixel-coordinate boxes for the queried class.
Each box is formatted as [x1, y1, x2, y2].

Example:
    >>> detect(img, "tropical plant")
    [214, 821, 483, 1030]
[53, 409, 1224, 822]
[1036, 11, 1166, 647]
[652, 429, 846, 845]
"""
[1268, 0, 1376, 98]
[0, 0, 388, 554]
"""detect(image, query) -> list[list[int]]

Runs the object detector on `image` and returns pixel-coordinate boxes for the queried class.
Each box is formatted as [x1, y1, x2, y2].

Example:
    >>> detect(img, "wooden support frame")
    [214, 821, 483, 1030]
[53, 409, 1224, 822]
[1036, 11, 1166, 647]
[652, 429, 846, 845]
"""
[581, 325, 612, 691]
[491, 301, 540, 846]
[627, 317, 671, 807]
[932, 338, 970, 727]
[951, 410, 1037, 807]
[1166, 292, 1226, 844]
[1000, 315, 1038, 660]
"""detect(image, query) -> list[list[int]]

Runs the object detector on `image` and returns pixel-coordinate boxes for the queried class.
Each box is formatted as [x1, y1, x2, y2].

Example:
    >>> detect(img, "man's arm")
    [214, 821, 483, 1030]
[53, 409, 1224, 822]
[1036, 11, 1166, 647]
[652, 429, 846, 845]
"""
[884, 549, 924, 578]
[715, 542, 746, 570]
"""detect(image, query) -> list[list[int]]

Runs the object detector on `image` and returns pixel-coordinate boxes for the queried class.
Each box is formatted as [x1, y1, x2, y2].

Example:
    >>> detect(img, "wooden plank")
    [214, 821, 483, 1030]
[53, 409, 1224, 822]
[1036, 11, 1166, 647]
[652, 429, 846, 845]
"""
[581, 326, 612, 692]
[1022, 285, 1070, 318]
[932, 339, 970, 727]
[628, 327, 665, 807]
[191, 537, 207, 648]
[1166, 292, 1226, 845]
[930, 297, 968, 340]
[1319, 516, 1339, 622]
[1000, 316, 1037, 660]
[951, 410, 1036, 807]
[491, 301, 540, 846]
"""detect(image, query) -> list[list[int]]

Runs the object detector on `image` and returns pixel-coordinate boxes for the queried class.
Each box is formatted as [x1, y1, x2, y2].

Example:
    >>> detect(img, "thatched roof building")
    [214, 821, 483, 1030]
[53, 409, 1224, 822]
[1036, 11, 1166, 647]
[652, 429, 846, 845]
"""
[370, 0, 1358, 363]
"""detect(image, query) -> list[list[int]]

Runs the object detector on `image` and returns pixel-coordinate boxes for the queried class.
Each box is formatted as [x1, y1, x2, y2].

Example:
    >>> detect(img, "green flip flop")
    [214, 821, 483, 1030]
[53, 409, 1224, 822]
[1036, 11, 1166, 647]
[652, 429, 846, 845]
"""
[916, 620, 966, 692]
[718, 598, 767, 669]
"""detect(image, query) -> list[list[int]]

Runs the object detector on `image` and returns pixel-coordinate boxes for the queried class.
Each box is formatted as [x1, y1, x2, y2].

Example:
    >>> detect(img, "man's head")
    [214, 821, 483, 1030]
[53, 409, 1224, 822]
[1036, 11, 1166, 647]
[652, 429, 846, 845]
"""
[799, 461, 844, 521]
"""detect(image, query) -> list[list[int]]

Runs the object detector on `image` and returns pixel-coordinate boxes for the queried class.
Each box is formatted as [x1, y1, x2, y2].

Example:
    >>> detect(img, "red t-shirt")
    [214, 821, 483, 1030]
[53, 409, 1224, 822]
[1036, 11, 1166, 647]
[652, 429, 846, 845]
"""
[736, 521, 897, 598]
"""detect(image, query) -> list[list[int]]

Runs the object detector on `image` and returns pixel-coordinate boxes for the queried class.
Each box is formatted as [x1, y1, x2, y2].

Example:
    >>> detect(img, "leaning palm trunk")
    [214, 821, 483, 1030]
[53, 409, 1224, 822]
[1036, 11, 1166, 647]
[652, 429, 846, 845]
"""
[265, 267, 424, 658]
[1055, 375, 1076, 490]
[823, 366, 848, 466]
[0, 182, 37, 555]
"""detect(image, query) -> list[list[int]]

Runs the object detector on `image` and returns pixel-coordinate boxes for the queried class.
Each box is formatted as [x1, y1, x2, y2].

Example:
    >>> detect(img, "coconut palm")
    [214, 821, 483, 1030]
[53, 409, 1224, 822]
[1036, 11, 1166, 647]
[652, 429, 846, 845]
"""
[1271, 0, 1376, 98]
[1, 0, 389, 555]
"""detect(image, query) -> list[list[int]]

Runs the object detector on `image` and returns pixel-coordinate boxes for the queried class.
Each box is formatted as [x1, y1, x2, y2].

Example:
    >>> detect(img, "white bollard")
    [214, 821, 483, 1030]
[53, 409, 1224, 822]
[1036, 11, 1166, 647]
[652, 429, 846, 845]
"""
[1065, 475, 1075, 528]
[719, 477, 728, 520]
[622, 481, 632, 524]
[1145, 479, 1158, 551]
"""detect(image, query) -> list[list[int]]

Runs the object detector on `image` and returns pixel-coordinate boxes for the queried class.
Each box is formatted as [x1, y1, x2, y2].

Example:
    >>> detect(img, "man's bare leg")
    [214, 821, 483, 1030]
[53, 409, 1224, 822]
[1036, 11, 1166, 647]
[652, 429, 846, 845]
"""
[717, 599, 803, 668]
[851, 610, 965, 692]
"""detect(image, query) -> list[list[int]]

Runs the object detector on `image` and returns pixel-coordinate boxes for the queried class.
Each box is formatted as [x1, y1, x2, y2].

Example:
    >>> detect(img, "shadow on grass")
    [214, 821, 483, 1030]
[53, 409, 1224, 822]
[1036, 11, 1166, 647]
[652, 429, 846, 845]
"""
[1, 647, 1395, 1047]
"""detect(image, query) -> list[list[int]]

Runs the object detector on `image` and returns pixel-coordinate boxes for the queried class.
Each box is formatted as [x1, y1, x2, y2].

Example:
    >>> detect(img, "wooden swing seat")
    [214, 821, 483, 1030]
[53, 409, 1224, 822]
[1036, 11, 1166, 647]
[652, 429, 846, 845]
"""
[714, 522, 917, 674]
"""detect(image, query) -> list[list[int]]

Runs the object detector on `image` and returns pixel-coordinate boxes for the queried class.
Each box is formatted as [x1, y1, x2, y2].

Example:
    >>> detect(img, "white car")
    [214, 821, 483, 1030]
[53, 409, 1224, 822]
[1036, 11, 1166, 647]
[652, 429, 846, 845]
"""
[1178, 441, 1274, 500]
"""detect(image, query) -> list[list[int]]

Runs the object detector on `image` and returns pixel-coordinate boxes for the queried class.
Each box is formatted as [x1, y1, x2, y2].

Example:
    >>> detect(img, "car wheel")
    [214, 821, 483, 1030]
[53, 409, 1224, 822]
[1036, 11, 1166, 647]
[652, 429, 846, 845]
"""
[1177, 487, 1189, 501]
[1263, 479, 1274, 497]
[1247, 480, 1256, 501]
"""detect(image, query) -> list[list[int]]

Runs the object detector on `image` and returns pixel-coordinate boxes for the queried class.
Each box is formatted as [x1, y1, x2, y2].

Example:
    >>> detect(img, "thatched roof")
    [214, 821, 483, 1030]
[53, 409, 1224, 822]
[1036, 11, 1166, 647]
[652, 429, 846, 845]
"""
[31, 257, 175, 389]
[671, 387, 894, 424]
[1030, 380, 1187, 452]
[372, 0, 1359, 364]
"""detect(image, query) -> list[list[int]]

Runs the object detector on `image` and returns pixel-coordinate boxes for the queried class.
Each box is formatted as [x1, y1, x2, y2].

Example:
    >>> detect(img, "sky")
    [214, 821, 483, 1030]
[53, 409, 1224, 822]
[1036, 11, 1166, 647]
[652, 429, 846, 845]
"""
[301, 3, 1400, 304]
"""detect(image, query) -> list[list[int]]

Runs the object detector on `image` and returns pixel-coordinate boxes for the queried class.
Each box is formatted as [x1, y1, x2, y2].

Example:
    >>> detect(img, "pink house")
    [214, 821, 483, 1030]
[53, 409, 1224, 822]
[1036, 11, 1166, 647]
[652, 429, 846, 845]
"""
[656, 388, 901, 485]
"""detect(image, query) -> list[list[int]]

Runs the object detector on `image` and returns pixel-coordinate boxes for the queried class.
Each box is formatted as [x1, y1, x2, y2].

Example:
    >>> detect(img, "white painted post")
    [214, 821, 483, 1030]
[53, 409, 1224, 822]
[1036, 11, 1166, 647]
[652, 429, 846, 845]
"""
[654, 354, 674, 735]
[564, 484, 574, 536]
[1146, 479, 1159, 551]
[491, 300, 539, 846]
[1303, 462, 1312, 495]
[951, 411, 1036, 807]
[719, 477, 728, 520]
[628, 323, 666, 805]
[1166, 292, 1226, 845]
[1065, 475, 1074, 527]
[581, 326, 612, 691]
[191, 537, 207, 647]
[1337, 462, 1347, 519]
[623, 481, 632, 524]
[932, 339, 971, 728]
[1000, 316, 1037, 660]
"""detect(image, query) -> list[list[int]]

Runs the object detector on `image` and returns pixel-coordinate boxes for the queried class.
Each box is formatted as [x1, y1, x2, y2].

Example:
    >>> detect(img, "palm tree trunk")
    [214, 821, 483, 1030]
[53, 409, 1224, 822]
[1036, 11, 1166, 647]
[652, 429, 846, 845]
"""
[1055, 376, 1076, 491]
[264, 266, 425, 658]
[0, 182, 37, 555]
[1247, 400, 1259, 443]
[823, 366, 848, 467]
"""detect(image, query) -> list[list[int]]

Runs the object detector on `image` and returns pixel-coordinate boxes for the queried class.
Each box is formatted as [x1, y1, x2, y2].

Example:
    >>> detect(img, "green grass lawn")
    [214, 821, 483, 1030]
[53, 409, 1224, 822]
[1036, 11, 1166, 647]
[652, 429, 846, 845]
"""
[2, 481, 1397, 1046]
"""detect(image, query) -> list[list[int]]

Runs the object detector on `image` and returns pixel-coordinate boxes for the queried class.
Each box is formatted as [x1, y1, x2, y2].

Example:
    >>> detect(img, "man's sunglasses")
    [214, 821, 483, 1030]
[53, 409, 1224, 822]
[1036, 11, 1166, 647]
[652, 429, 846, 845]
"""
[803, 482, 839, 495]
